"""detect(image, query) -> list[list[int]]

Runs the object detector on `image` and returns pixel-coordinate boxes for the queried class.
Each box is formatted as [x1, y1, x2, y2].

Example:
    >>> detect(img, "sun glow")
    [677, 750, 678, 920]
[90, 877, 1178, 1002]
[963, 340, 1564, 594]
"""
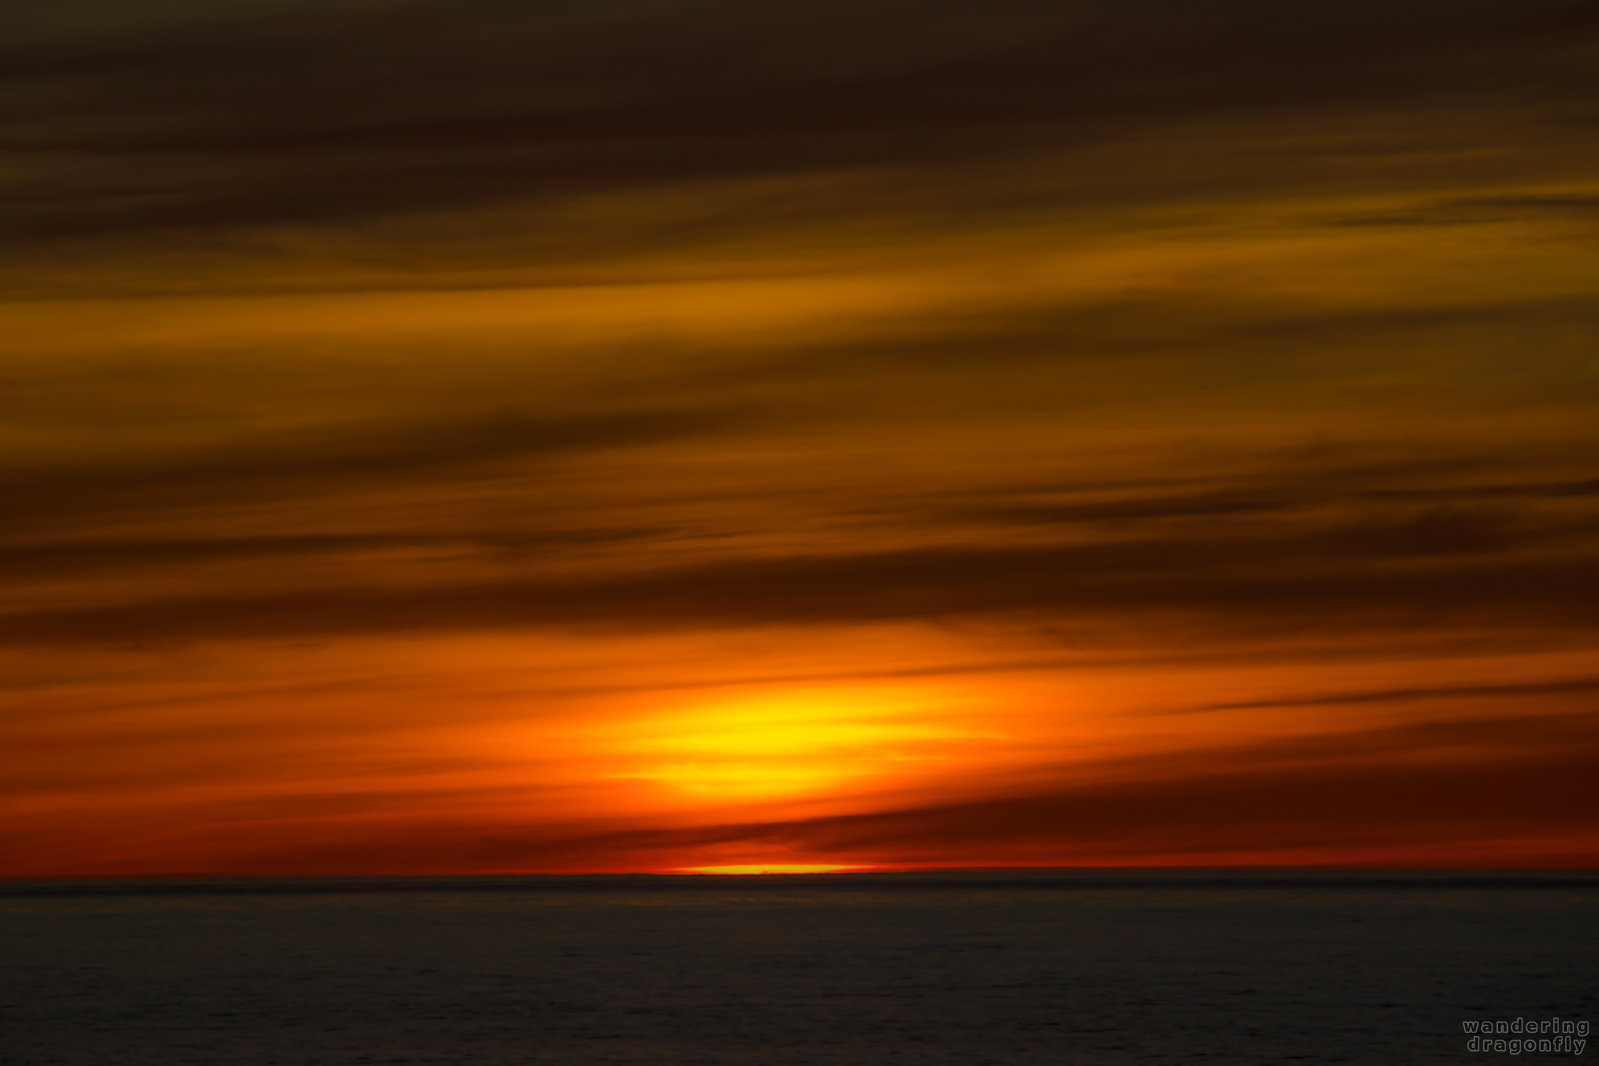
[677, 864, 865, 875]
[614, 686, 987, 802]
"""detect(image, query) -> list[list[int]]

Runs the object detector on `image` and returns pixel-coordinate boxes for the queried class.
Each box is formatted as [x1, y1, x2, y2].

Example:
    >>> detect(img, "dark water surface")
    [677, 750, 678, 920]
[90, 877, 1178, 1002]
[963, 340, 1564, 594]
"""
[2, 871, 1594, 1065]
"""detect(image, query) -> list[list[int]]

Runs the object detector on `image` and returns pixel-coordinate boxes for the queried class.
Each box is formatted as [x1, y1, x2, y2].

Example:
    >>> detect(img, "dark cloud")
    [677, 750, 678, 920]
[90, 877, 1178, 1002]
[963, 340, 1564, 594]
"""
[3, 0, 1593, 244]
[1309, 507, 1524, 558]
[1203, 676, 1599, 712]
[15, 0, 1576, 142]
[0, 405, 732, 534]
[691, 295, 1599, 408]
[1444, 194, 1599, 212]
[1362, 479, 1599, 502]
[946, 468, 1574, 553]
[956, 493, 1289, 525]
[1326, 196, 1599, 228]
[3, 516, 1596, 646]
[0, 526, 666, 580]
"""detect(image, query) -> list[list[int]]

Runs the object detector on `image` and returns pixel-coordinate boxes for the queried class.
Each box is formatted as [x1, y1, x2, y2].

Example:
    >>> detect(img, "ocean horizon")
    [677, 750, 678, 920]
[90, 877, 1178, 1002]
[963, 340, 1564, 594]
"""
[5, 865, 1599, 896]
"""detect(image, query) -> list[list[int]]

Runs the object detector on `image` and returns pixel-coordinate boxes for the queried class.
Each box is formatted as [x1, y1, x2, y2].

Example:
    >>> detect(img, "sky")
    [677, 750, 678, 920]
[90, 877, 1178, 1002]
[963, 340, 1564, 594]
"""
[2, 0, 1597, 877]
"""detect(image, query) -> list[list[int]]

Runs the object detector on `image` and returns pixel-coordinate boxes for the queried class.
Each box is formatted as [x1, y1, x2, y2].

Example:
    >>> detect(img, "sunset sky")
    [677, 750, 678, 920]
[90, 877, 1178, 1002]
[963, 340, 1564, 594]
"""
[2, 0, 1597, 878]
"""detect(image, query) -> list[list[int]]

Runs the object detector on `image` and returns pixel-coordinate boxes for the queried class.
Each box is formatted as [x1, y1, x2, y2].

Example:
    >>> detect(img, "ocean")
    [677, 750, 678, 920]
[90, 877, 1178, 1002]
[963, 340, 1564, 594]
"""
[1, 871, 1593, 1065]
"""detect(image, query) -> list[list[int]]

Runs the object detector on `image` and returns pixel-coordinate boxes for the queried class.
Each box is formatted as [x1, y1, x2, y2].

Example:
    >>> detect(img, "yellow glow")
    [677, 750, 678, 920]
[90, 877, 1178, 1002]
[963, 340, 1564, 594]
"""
[615, 686, 988, 801]
[622, 761, 856, 798]
[678, 864, 863, 875]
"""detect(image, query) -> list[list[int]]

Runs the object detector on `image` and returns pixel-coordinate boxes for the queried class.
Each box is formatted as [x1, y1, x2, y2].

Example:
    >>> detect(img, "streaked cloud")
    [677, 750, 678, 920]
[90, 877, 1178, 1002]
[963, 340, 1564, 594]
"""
[2, 0, 1595, 877]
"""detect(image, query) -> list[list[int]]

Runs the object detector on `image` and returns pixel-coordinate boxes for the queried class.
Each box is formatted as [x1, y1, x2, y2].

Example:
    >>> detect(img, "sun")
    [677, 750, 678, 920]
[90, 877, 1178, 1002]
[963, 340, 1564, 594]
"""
[612, 686, 983, 803]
